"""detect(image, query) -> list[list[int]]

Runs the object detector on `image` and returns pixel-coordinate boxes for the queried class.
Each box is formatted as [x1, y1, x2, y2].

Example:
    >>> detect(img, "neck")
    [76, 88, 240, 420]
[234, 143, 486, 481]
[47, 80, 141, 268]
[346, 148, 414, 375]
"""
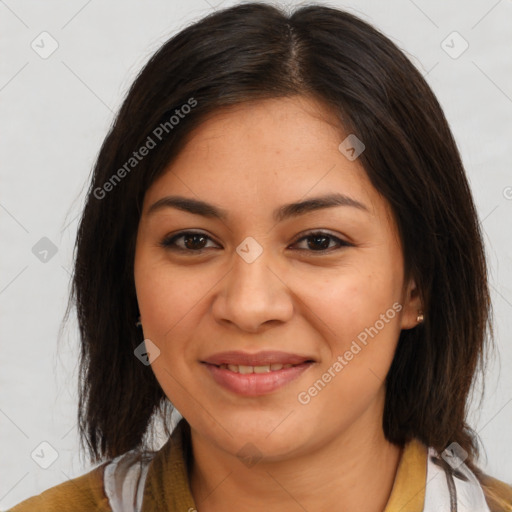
[188, 402, 402, 512]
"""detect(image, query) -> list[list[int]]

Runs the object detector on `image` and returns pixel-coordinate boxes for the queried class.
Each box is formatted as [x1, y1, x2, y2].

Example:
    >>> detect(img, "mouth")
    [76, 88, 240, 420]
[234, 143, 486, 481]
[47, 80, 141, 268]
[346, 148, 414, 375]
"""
[201, 350, 315, 367]
[212, 362, 309, 373]
[201, 351, 316, 396]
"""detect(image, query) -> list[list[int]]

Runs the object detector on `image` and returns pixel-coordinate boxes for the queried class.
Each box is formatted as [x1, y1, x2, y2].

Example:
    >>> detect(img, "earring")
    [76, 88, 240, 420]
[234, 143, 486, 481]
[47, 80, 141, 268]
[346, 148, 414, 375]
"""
[416, 311, 424, 323]
[135, 316, 142, 328]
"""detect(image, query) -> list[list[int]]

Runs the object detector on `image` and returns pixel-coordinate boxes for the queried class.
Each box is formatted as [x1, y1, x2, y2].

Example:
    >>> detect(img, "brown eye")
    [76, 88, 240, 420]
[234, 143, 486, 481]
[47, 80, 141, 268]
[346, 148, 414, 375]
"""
[290, 231, 352, 253]
[160, 231, 219, 252]
[160, 230, 352, 255]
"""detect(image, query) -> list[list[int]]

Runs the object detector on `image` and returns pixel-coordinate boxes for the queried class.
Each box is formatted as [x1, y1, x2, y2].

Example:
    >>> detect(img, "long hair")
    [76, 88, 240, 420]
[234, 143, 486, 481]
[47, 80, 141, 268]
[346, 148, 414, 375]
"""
[66, 2, 492, 481]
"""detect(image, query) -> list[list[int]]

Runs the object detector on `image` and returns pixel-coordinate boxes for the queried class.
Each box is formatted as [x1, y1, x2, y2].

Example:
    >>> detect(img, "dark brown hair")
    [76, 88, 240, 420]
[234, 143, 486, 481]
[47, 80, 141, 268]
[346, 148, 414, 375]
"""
[66, 1, 493, 479]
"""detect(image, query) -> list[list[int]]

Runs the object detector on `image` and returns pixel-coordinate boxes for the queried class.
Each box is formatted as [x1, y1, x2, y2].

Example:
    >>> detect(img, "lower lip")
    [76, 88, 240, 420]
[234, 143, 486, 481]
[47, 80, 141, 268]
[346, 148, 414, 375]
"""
[202, 362, 313, 396]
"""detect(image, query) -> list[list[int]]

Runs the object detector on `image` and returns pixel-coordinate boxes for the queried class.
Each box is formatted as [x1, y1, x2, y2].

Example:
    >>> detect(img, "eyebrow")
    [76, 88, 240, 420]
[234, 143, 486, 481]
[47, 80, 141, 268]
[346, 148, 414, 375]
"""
[146, 193, 369, 223]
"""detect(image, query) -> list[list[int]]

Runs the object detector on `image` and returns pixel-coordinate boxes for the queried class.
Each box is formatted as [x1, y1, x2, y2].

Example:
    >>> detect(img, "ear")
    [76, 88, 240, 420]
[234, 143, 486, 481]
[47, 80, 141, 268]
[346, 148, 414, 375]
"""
[400, 277, 423, 330]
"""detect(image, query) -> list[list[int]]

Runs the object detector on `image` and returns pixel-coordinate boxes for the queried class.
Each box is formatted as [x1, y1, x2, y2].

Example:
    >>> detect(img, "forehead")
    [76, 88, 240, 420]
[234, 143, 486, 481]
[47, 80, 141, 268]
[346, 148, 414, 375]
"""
[142, 96, 383, 220]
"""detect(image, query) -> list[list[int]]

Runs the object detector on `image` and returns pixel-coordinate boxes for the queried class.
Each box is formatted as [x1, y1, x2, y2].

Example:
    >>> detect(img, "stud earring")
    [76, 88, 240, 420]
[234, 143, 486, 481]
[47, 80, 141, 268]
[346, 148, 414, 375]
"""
[416, 311, 424, 323]
[136, 316, 142, 328]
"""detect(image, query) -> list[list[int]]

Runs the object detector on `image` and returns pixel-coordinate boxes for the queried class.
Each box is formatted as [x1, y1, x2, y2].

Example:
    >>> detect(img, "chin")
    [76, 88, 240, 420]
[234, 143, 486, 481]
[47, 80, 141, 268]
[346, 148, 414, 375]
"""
[204, 413, 313, 458]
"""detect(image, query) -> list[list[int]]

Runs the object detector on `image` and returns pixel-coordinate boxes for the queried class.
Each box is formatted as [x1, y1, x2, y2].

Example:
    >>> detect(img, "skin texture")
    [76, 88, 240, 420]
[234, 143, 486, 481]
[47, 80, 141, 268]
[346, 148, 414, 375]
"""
[134, 95, 423, 512]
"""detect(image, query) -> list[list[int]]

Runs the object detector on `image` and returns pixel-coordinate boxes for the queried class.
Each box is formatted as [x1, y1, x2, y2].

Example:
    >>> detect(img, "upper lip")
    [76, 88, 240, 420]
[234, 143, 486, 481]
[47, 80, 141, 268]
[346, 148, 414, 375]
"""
[202, 350, 315, 366]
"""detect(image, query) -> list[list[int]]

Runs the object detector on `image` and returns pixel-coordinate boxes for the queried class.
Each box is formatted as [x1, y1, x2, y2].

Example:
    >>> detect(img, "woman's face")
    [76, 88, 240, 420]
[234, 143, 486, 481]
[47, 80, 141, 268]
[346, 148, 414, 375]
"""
[134, 95, 421, 460]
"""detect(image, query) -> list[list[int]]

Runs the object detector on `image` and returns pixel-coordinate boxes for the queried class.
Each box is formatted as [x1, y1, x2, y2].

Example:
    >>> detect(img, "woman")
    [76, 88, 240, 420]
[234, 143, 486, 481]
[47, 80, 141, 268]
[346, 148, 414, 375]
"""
[8, 2, 512, 511]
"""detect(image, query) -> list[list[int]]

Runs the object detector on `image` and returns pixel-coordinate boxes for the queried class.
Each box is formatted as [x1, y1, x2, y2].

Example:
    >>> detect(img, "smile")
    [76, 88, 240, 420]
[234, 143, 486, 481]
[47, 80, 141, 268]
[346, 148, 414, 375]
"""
[217, 363, 297, 373]
[202, 360, 315, 396]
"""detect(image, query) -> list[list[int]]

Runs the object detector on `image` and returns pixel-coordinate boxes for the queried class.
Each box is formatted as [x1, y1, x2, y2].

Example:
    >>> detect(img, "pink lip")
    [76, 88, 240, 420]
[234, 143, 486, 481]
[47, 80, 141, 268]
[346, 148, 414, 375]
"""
[203, 362, 313, 396]
[202, 350, 314, 366]
[201, 351, 315, 396]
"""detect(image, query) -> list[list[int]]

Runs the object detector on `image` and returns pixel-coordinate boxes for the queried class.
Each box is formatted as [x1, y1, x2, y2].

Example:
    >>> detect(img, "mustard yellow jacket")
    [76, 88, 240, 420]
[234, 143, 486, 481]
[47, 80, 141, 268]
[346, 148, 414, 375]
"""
[7, 420, 512, 511]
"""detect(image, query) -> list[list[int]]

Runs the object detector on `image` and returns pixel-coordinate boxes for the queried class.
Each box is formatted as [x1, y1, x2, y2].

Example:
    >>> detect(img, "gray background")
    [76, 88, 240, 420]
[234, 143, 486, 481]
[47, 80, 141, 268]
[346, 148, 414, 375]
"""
[1, 0, 511, 508]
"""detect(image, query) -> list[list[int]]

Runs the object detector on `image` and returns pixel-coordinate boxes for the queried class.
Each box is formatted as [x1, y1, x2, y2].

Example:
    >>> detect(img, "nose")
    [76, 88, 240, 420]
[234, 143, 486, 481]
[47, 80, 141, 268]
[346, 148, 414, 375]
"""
[211, 246, 294, 333]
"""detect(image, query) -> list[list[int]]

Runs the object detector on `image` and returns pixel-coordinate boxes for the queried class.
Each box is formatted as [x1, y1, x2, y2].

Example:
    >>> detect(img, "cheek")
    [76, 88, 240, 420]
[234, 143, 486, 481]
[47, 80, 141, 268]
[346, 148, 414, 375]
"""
[295, 265, 402, 340]
[293, 268, 403, 401]
[134, 259, 205, 405]
[298, 273, 402, 412]
[135, 255, 205, 339]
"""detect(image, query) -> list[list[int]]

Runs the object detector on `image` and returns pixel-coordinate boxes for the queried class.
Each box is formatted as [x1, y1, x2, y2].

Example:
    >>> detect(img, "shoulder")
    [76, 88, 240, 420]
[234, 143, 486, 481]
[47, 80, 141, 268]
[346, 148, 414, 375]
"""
[479, 473, 512, 512]
[6, 463, 111, 512]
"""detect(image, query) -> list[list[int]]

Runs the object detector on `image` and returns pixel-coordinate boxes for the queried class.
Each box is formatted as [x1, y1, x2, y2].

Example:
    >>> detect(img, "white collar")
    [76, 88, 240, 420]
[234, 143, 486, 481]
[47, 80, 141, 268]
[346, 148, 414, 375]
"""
[424, 446, 491, 512]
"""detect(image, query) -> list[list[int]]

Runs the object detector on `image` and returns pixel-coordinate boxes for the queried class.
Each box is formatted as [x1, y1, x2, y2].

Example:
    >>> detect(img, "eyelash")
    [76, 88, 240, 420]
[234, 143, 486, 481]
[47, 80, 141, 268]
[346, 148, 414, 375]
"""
[159, 230, 352, 255]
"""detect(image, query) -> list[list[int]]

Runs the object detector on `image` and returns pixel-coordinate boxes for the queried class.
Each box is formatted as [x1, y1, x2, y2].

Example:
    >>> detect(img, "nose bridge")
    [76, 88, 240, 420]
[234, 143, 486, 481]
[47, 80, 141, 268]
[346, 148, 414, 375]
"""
[213, 237, 293, 331]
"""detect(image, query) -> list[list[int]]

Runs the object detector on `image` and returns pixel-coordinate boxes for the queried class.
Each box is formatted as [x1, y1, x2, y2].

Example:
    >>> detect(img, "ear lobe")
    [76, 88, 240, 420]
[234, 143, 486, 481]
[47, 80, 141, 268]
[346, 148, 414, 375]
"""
[400, 278, 424, 330]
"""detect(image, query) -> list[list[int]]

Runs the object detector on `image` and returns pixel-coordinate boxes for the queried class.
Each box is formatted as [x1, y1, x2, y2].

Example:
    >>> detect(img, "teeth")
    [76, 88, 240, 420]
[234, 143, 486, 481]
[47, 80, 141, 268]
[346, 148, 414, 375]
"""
[220, 363, 297, 373]
[254, 365, 271, 373]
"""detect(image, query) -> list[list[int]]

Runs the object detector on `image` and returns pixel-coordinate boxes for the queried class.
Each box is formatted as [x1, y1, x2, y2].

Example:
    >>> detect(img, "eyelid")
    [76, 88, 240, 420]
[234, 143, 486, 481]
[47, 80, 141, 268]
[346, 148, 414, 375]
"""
[160, 230, 221, 251]
[160, 229, 353, 253]
[289, 230, 353, 252]
[290, 229, 352, 244]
